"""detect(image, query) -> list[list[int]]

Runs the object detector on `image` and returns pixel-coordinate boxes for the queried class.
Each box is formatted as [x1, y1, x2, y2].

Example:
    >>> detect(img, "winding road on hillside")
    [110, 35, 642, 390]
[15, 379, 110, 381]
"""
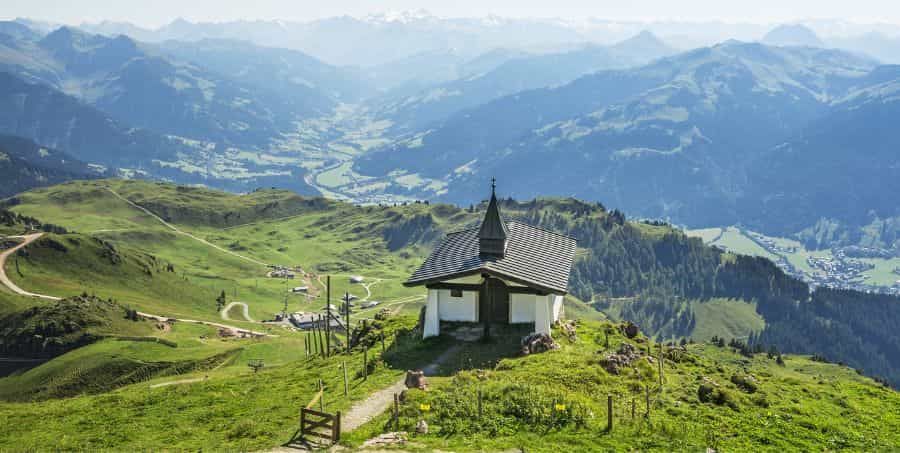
[0, 233, 273, 337]
[220, 301, 254, 322]
[0, 233, 60, 301]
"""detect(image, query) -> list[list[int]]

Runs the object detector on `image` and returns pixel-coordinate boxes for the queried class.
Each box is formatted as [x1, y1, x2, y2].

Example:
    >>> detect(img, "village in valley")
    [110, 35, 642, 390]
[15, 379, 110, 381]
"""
[693, 227, 900, 296]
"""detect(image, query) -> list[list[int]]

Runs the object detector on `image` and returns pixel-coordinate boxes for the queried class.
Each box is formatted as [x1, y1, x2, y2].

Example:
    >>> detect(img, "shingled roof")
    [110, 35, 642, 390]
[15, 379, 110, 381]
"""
[403, 220, 578, 294]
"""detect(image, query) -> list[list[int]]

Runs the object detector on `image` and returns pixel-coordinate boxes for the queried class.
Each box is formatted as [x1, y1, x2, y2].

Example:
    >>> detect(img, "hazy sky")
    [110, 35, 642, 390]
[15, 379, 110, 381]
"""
[4, 0, 900, 28]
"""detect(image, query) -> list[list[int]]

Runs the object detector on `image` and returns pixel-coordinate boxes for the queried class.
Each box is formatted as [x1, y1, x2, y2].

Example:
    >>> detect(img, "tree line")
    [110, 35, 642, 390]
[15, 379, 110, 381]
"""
[503, 200, 900, 387]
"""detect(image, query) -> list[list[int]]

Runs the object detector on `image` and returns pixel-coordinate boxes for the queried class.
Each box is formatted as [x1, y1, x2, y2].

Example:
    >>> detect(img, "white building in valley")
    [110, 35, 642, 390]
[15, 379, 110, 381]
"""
[404, 181, 577, 339]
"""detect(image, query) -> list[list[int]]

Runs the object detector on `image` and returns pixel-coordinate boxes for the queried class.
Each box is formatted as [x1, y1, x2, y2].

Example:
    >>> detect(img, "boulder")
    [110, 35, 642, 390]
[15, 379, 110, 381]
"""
[598, 342, 642, 375]
[415, 419, 429, 434]
[620, 322, 640, 339]
[557, 320, 577, 341]
[520, 333, 559, 355]
[405, 370, 428, 390]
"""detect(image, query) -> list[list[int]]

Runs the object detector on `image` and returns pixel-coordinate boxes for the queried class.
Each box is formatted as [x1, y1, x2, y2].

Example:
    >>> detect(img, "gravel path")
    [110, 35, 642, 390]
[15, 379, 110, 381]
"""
[341, 345, 461, 432]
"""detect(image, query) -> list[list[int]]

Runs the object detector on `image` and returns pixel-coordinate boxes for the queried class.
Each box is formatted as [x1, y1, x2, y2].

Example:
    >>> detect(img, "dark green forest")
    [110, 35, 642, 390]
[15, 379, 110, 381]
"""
[497, 198, 900, 387]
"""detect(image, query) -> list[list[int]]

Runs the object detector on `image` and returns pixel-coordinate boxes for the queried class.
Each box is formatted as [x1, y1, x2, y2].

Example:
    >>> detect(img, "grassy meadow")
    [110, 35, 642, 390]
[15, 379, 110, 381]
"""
[345, 320, 900, 452]
[1, 179, 899, 450]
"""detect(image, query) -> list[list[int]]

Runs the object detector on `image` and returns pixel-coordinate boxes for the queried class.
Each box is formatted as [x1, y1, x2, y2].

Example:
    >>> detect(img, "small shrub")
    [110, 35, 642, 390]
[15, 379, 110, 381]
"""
[730, 373, 758, 393]
[226, 420, 257, 440]
[751, 394, 770, 408]
[698, 383, 737, 409]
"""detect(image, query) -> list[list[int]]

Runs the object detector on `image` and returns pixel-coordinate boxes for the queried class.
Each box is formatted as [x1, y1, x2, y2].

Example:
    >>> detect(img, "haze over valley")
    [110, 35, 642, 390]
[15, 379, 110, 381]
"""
[2, 13, 899, 292]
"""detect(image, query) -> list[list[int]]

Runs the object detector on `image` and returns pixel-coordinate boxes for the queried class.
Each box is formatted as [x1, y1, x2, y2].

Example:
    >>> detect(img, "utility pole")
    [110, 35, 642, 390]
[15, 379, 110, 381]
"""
[325, 275, 331, 357]
[344, 291, 351, 354]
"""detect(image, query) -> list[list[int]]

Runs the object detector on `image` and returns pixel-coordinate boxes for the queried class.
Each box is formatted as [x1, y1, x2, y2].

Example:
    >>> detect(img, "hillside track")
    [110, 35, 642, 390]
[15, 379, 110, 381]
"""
[341, 345, 461, 432]
[105, 188, 270, 267]
[0, 233, 274, 337]
[221, 301, 254, 322]
[0, 233, 61, 300]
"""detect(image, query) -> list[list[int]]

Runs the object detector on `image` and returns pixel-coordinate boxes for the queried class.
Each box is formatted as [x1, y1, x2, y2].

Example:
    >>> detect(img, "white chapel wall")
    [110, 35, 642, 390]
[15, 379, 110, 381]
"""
[552, 295, 563, 322]
[510, 293, 536, 323]
[437, 289, 478, 321]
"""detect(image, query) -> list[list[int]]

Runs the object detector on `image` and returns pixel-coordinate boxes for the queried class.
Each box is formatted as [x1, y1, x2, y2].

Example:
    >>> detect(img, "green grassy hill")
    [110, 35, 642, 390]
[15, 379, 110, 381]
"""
[0, 314, 445, 451]
[8, 233, 236, 320]
[1, 179, 899, 450]
[347, 320, 900, 452]
[0, 313, 897, 451]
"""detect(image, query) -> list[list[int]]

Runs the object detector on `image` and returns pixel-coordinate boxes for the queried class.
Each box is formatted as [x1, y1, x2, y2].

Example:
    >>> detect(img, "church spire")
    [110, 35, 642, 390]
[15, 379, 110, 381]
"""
[479, 178, 509, 258]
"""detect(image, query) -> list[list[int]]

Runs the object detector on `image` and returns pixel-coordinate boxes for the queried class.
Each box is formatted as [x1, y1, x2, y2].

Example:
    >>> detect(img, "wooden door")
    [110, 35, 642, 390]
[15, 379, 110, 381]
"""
[479, 277, 509, 323]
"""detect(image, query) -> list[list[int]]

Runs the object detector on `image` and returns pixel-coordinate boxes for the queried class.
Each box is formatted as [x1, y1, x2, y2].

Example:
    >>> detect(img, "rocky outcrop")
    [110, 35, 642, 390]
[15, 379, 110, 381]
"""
[598, 342, 642, 375]
[405, 370, 428, 390]
[521, 332, 559, 355]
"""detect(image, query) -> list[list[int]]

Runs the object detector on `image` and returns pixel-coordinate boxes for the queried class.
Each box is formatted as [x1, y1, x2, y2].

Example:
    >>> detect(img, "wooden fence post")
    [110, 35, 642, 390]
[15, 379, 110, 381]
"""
[363, 346, 368, 380]
[658, 343, 664, 390]
[645, 385, 650, 418]
[312, 319, 318, 354]
[325, 276, 331, 357]
[477, 388, 483, 418]
[346, 292, 351, 355]
[316, 320, 322, 356]
[318, 315, 326, 357]
[381, 331, 386, 356]
[333, 411, 341, 443]
[393, 393, 400, 429]
[631, 397, 635, 421]
[607, 395, 613, 431]
[342, 361, 349, 397]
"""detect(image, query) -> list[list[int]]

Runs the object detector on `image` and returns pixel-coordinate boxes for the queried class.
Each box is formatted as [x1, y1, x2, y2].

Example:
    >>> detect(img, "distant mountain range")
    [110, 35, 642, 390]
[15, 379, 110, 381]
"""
[357, 42, 899, 241]
[0, 23, 367, 195]
[762, 24, 825, 47]
[0, 71, 183, 166]
[1, 26, 349, 146]
[370, 31, 676, 134]
[0, 16, 899, 252]
[74, 15, 900, 66]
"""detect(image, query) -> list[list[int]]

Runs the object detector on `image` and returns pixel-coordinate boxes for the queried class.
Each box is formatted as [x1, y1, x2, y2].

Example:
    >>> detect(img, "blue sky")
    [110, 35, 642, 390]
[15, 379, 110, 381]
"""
[4, 0, 899, 27]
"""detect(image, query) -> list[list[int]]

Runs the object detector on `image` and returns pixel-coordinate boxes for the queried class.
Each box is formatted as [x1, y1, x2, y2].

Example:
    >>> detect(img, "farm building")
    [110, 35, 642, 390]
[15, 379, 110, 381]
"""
[404, 181, 577, 339]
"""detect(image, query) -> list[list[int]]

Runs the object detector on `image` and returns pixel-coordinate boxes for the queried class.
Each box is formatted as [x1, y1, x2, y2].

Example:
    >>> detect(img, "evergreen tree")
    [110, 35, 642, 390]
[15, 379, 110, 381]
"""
[216, 290, 226, 312]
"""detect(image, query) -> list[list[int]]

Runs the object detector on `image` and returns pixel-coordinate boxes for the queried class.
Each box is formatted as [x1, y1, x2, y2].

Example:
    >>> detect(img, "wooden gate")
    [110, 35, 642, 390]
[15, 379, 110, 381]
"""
[300, 408, 341, 444]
